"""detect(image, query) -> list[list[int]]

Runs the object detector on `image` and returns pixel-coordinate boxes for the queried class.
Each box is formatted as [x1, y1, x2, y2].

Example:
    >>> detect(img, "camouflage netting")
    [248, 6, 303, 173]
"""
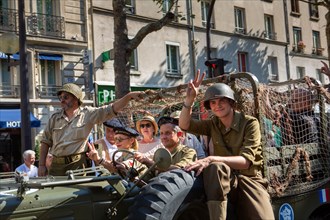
[102, 72, 330, 198]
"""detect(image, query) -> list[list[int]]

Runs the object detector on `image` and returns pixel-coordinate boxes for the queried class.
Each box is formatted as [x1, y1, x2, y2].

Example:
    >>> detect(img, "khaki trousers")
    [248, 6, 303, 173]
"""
[203, 162, 274, 220]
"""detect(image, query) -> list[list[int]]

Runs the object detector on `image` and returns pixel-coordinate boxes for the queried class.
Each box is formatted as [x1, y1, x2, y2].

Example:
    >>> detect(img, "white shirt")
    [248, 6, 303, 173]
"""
[15, 163, 38, 177]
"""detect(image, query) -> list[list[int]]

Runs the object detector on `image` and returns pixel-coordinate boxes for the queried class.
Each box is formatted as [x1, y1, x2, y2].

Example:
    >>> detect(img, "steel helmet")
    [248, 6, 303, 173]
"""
[57, 83, 83, 105]
[203, 83, 235, 110]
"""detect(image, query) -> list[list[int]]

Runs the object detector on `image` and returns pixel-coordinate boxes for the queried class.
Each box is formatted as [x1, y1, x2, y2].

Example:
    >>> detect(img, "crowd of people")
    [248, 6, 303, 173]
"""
[3, 61, 329, 220]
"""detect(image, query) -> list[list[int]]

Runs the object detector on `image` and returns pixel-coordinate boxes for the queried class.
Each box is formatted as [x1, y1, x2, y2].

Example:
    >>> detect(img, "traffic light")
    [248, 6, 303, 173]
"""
[205, 58, 229, 77]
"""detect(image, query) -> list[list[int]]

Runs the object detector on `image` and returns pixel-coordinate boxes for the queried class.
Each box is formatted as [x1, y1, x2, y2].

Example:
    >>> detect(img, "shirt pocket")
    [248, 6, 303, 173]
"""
[70, 121, 88, 140]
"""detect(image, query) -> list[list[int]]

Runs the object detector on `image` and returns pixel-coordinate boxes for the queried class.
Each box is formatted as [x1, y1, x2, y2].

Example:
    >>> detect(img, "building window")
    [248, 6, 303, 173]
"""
[234, 7, 246, 34]
[309, 0, 319, 18]
[237, 52, 248, 72]
[292, 27, 303, 52]
[0, 60, 10, 84]
[312, 31, 323, 55]
[201, 1, 214, 28]
[268, 56, 279, 81]
[296, 66, 305, 79]
[125, 0, 135, 14]
[291, 0, 300, 14]
[264, 14, 276, 40]
[39, 59, 59, 97]
[129, 49, 138, 70]
[316, 69, 324, 83]
[166, 44, 180, 74]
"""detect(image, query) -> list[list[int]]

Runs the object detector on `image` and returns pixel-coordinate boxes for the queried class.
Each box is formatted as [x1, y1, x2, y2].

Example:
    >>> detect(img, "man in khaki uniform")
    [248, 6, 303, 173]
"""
[135, 116, 197, 172]
[179, 71, 274, 220]
[38, 83, 143, 176]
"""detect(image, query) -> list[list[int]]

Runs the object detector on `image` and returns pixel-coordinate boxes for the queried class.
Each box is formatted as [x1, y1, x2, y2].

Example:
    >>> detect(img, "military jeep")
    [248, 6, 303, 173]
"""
[1, 72, 330, 220]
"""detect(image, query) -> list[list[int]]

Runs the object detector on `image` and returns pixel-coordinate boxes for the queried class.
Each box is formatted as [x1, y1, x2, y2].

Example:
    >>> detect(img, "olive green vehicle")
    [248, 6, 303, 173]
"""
[1, 73, 330, 220]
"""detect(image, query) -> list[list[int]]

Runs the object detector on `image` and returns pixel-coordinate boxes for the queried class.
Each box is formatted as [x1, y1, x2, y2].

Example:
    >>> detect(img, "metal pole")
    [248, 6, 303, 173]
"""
[19, 0, 31, 153]
[206, 0, 216, 78]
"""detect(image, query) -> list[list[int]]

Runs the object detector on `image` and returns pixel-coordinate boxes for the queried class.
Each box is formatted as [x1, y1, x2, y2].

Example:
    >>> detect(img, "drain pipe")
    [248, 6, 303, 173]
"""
[186, 0, 196, 75]
[283, 0, 291, 80]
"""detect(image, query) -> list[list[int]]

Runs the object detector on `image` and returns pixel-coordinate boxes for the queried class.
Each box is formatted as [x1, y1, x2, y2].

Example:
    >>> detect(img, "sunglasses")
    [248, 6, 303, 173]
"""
[58, 94, 70, 101]
[140, 123, 152, 129]
[114, 137, 130, 143]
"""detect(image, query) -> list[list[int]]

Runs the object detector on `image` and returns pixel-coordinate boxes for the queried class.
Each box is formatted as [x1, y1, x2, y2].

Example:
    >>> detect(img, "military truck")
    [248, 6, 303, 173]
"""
[1, 72, 329, 219]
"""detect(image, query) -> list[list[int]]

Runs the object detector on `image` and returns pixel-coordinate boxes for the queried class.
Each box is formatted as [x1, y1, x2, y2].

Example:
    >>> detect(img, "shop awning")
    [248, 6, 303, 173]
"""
[0, 109, 41, 128]
[38, 54, 63, 61]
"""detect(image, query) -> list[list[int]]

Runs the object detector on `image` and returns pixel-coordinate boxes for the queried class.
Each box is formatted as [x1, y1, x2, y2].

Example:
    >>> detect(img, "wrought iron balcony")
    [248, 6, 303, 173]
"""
[0, 8, 18, 32]
[26, 13, 65, 38]
[35, 85, 61, 98]
[0, 84, 20, 98]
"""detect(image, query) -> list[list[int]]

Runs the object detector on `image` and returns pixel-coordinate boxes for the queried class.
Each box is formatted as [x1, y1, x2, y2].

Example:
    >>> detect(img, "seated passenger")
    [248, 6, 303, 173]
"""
[281, 88, 320, 145]
[94, 118, 120, 161]
[170, 111, 206, 159]
[135, 116, 197, 174]
[87, 123, 146, 176]
[136, 115, 162, 158]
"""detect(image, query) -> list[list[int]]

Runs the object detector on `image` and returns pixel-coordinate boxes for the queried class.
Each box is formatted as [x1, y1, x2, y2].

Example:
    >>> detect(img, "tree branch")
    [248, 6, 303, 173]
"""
[128, 12, 175, 50]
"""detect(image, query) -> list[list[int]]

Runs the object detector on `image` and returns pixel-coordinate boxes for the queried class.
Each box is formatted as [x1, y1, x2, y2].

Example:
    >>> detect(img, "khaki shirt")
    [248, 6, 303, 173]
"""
[171, 144, 197, 168]
[188, 111, 263, 176]
[41, 105, 116, 156]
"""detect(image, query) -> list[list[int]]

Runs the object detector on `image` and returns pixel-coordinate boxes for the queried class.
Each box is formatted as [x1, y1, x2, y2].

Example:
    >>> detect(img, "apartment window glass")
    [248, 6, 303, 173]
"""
[234, 7, 245, 34]
[291, 0, 300, 13]
[268, 56, 279, 81]
[201, 1, 214, 28]
[296, 66, 305, 79]
[309, 0, 319, 18]
[40, 59, 57, 96]
[162, 0, 171, 14]
[129, 49, 138, 70]
[125, 0, 135, 14]
[237, 52, 248, 72]
[166, 44, 180, 74]
[0, 60, 10, 84]
[264, 14, 275, 40]
[312, 31, 321, 49]
[293, 27, 302, 45]
[316, 69, 324, 83]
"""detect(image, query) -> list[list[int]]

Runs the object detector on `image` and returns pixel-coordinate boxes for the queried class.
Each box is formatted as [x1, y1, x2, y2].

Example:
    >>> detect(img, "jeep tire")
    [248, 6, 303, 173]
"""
[127, 169, 209, 220]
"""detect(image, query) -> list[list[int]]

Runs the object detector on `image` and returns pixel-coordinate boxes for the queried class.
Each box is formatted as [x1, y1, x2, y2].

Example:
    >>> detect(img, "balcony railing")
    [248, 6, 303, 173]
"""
[234, 27, 246, 34]
[0, 84, 20, 98]
[26, 13, 65, 38]
[0, 8, 18, 32]
[35, 85, 61, 98]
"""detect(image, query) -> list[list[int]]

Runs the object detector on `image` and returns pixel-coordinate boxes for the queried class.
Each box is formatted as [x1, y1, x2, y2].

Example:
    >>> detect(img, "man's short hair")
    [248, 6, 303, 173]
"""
[23, 150, 35, 159]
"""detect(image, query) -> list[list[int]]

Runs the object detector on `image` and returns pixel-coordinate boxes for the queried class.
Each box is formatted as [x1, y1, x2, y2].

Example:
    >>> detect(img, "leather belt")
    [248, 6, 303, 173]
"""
[52, 153, 85, 164]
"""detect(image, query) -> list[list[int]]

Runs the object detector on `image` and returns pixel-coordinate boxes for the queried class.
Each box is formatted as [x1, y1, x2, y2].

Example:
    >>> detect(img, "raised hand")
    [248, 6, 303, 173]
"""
[320, 61, 330, 79]
[185, 70, 206, 104]
[86, 142, 101, 162]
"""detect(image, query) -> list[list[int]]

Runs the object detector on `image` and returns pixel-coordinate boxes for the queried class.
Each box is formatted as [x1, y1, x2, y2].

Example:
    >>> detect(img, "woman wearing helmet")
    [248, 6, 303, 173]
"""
[179, 71, 274, 220]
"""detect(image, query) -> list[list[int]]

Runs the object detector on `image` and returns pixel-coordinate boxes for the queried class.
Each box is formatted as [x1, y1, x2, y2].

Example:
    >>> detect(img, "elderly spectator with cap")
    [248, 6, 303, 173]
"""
[179, 71, 274, 220]
[38, 83, 143, 176]
[15, 150, 38, 177]
[136, 115, 162, 158]
[87, 121, 146, 176]
[170, 111, 206, 159]
[135, 116, 197, 174]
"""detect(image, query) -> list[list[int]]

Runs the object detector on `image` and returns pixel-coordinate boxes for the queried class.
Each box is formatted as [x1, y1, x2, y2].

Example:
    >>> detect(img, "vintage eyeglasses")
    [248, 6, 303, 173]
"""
[114, 137, 130, 143]
[158, 117, 178, 127]
[58, 94, 70, 101]
[140, 123, 152, 129]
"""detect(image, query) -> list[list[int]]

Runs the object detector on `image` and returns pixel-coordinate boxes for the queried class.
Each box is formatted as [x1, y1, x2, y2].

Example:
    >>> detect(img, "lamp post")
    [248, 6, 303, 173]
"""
[0, 32, 19, 71]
